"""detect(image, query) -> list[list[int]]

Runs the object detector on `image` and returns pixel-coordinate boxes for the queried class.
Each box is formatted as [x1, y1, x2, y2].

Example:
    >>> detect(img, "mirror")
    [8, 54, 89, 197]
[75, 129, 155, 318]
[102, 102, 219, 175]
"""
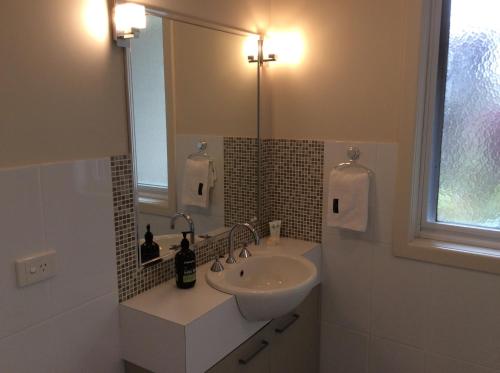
[126, 12, 259, 265]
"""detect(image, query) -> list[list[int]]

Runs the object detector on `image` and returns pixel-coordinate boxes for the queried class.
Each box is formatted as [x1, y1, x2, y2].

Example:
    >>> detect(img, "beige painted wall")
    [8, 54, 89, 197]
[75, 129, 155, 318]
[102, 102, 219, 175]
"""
[268, 0, 421, 142]
[0, 0, 129, 168]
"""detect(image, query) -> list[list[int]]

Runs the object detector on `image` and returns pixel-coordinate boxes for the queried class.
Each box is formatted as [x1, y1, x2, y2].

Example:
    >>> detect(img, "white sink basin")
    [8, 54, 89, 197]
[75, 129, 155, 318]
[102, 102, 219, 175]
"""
[206, 254, 317, 321]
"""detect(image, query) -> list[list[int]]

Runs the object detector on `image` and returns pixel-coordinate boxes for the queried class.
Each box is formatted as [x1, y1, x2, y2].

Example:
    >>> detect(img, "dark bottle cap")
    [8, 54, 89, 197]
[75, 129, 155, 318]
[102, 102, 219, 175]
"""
[181, 231, 191, 250]
[145, 224, 153, 244]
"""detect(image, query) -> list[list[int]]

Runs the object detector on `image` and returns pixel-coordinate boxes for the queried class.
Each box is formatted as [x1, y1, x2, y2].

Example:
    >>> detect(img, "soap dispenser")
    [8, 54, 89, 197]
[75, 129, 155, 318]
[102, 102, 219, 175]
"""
[175, 231, 196, 289]
[140, 224, 160, 263]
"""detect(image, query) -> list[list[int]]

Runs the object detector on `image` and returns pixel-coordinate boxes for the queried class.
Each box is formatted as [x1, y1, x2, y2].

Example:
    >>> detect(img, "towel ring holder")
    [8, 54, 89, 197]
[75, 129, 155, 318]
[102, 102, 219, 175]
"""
[334, 146, 374, 176]
[188, 140, 211, 160]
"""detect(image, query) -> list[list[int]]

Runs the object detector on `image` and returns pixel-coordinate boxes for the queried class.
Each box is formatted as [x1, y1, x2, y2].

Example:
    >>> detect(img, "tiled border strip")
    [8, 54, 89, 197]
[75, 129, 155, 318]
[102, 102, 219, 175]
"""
[266, 139, 324, 243]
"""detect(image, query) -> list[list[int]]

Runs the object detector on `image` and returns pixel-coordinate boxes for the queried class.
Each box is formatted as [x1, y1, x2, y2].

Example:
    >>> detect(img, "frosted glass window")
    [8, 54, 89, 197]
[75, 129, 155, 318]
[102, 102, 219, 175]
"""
[437, 0, 500, 229]
[130, 15, 168, 189]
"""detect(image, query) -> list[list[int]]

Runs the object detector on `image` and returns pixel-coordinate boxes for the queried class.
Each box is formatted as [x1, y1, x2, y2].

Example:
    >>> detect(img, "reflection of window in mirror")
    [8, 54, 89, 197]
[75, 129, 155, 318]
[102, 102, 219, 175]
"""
[129, 14, 175, 215]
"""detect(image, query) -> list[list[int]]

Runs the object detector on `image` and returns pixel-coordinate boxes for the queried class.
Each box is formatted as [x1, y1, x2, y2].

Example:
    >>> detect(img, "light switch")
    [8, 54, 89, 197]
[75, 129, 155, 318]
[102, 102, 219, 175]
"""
[15, 250, 57, 287]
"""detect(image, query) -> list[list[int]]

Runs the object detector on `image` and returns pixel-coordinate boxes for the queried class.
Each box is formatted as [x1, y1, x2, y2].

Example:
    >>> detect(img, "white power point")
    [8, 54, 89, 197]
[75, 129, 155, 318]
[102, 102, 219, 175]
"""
[15, 250, 57, 287]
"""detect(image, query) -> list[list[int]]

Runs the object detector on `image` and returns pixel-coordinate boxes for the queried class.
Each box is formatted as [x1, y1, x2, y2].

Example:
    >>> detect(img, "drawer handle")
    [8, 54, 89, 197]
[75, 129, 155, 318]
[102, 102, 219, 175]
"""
[275, 313, 300, 334]
[238, 340, 269, 365]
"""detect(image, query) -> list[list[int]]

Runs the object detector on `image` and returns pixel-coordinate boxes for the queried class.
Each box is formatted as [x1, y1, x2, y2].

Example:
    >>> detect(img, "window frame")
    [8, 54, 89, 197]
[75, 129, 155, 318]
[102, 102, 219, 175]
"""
[418, 0, 500, 245]
[125, 16, 177, 217]
[392, 0, 500, 274]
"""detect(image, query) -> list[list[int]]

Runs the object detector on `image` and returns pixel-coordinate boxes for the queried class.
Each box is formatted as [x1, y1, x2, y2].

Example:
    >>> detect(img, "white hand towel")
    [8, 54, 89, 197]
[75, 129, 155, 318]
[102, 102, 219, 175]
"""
[208, 161, 217, 188]
[327, 168, 369, 232]
[181, 158, 211, 208]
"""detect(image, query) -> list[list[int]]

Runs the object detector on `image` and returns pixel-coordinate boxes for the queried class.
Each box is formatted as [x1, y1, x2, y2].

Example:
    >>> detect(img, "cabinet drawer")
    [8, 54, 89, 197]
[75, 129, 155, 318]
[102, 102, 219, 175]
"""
[206, 324, 273, 373]
[206, 285, 320, 373]
[269, 286, 320, 373]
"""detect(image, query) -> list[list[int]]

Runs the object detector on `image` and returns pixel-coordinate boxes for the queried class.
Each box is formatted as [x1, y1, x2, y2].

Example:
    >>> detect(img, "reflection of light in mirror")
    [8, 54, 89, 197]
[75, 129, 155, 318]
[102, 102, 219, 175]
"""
[264, 30, 305, 66]
[83, 0, 109, 42]
[114, 3, 146, 35]
[243, 34, 260, 62]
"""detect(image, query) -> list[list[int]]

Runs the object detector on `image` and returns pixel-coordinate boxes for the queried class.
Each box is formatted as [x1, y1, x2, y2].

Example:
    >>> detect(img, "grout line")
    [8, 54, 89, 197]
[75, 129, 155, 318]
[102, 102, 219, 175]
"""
[36, 166, 48, 248]
[0, 291, 118, 343]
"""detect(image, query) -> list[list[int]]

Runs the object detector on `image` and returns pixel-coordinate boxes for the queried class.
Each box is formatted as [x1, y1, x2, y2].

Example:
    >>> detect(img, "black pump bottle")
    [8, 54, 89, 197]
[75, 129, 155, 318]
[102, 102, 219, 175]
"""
[140, 224, 160, 263]
[175, 231, 196, 289]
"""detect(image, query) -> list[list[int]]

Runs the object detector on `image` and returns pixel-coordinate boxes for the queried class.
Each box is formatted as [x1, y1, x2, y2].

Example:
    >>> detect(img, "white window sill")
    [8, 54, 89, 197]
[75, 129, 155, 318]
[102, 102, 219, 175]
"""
[138, 196, 171, 216]
[394, 237, 500, 275]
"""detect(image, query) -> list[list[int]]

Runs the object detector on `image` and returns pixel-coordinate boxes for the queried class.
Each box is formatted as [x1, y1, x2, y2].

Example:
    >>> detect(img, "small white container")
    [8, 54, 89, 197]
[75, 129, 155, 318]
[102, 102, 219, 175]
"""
[268, 220, 282, 245]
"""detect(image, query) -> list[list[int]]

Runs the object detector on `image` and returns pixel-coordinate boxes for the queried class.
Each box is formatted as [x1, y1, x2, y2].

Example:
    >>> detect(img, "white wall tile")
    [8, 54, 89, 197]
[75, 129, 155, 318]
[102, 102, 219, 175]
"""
[368, 337, 425, 373]
[40, 159, 117, 314]
[0, 166, 54, 339]
[371, 244, 431, 348]
[372, 143, 397, 244]
[425, 354, 500, 373]
[321, 235, 372, 333]
[51, 292, 122, 373]
[0, 321, 54, 373]
[320, 322, 368, 373]
[427, 265, 500, 369]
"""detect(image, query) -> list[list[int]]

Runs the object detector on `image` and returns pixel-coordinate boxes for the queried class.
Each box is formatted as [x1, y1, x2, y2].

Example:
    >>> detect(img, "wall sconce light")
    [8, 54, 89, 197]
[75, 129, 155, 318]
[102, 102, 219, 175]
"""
[248, 39, 277, 66]
[258, 31, 305, 66]
[114, 3, 146, 47]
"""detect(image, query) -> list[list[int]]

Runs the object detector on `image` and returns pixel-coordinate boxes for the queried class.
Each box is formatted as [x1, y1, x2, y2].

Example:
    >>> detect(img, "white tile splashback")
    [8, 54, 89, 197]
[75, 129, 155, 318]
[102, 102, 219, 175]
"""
[0, 159, 121, 372]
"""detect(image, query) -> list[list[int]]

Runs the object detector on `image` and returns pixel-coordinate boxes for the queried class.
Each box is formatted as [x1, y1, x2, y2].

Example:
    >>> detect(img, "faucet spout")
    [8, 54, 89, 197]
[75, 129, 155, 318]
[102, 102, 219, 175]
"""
[170, 212, 195, 244]
[227, 222, 260, 264]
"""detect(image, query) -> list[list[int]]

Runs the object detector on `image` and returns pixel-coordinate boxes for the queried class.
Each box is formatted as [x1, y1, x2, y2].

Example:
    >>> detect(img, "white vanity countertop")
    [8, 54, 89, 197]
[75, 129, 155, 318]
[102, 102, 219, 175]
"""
[122, 260, 231, 326]
[120, 237, 321, 373]
[121, 237, 320, 326]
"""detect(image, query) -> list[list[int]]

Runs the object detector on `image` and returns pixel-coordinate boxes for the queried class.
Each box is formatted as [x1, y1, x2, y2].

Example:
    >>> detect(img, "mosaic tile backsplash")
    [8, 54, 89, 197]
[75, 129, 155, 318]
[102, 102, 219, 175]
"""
[223, 137, 259, 228]
[111, 138, 324, 302]
[110, 155, 138, 302]
[264, 139, 324, 243]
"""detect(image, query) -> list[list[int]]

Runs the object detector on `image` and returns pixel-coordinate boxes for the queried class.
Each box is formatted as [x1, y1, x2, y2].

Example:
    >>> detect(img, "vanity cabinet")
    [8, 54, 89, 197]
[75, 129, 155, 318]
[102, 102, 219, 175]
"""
[206, 286, 320, 373]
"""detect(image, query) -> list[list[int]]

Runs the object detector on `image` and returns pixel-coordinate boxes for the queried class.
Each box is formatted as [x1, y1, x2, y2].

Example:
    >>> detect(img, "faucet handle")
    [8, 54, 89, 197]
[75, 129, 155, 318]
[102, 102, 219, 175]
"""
[239, 243, 252, 259]
[210, 256, 224, 272]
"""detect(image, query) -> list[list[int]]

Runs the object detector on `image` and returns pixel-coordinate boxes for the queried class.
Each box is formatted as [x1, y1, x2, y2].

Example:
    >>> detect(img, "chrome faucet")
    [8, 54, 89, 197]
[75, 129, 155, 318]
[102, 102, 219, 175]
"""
[170, 212, 195, 244]
[227, 223, 260, 264]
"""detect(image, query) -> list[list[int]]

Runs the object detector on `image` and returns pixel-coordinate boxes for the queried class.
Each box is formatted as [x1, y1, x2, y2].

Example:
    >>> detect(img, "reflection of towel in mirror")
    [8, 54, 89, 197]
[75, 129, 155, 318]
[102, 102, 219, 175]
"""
[181, 158, 216, 208]
[327, 168, 369, 232]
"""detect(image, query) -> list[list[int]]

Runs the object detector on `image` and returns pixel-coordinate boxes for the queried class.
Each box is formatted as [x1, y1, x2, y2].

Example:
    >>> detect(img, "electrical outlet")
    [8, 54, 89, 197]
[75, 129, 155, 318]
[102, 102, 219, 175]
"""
[15, 250, 56, 287]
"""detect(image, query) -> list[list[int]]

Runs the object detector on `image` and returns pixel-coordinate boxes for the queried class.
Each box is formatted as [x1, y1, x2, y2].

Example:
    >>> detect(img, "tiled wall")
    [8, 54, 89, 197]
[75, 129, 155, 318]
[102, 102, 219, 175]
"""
[111, 156, 138, 302]
[0, 159, 121, 372]
[319, 141, 500, 373]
